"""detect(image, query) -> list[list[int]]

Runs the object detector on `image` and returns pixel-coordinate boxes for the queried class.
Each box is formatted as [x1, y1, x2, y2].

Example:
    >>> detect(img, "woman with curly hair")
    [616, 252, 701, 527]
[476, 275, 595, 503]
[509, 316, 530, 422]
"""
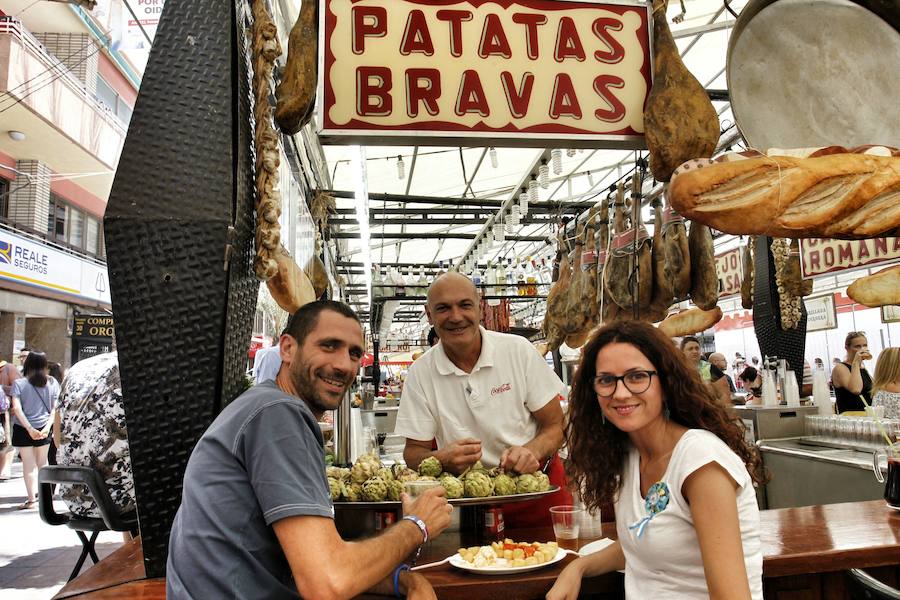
[547, 321, 765, 600]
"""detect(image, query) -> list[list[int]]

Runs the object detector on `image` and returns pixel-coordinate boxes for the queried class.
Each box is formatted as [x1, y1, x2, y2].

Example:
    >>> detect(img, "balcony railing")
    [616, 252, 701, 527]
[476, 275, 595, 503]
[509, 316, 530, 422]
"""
[0, 16, 126, 167]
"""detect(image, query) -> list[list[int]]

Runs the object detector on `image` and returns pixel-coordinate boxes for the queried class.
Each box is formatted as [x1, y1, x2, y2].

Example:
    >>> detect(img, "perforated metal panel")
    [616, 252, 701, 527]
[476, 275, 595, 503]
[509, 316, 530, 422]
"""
[752, 236, 808, 389]
[103, 0, 258, 577]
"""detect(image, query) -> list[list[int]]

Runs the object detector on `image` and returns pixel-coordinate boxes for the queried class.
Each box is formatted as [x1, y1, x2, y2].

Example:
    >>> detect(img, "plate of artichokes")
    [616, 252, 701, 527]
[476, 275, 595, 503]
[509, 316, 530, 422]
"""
[327, 453, 558, 508]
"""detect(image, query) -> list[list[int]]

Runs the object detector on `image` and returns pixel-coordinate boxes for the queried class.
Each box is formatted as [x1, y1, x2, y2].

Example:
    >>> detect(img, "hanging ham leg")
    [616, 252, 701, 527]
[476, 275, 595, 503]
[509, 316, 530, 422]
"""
[542, 232, 572, 352]
[645, 198, 674, 322]
[740, 242, 754, 310]
[662, 194, 692, 300]
[644, 0, 720, 182]
[275, 0, 318, 134]
[688, 222, 719, 310]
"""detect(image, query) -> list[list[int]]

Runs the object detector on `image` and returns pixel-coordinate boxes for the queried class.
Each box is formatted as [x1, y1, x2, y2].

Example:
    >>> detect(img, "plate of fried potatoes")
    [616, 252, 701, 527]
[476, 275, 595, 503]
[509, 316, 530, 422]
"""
[449, 540, 566, 575]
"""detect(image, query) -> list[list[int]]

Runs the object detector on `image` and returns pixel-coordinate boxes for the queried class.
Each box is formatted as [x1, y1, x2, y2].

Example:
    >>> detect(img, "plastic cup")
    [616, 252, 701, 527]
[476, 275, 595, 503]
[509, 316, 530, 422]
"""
[403, 479, 442, 499]
[550, 505, 582, 550]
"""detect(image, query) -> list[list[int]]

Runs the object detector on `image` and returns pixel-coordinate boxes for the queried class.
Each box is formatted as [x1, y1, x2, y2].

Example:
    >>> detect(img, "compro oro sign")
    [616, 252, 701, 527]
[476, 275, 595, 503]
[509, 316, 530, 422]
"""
[319, 0, 651, 147]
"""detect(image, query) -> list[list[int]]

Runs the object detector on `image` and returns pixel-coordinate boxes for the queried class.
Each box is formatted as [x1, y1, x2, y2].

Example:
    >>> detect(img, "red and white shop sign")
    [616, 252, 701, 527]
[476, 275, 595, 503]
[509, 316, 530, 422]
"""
[318, 0, 651, 148]
[800, 237, 900, 278]
[715, 247, 743, 299]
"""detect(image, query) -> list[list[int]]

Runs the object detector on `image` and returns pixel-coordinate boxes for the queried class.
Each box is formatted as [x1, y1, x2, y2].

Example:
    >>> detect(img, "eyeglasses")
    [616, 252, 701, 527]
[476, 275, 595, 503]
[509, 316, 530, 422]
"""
[593, 370, 657, 398]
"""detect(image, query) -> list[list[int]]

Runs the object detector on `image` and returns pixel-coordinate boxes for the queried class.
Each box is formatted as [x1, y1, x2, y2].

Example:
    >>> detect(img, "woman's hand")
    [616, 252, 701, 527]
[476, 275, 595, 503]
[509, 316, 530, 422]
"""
[28, 427, 44, 440]
[546, 558, 585, 600]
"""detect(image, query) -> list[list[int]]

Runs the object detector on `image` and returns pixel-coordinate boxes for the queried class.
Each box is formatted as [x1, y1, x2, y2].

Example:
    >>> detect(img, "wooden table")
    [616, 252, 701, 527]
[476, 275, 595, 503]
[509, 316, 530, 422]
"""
[54, 500, 900, 599]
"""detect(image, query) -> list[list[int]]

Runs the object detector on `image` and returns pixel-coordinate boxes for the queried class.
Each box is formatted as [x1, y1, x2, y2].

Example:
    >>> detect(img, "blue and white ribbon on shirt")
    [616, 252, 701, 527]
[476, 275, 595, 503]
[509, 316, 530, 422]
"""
[628, 481, 671, 538]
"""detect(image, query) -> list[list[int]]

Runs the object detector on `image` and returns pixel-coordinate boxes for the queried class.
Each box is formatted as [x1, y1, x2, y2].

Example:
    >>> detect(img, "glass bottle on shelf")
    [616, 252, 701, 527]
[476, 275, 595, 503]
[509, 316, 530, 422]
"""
[516, 259, 527, 296]
[417, 266, 428, 294]
[486, 261, 500, 306]
[472, 263, 483, 288]
[526, 257, 539, 296]
[372, 264, 384, 299]
[393, 267, 405, 297]
[503, 259, 514, 296]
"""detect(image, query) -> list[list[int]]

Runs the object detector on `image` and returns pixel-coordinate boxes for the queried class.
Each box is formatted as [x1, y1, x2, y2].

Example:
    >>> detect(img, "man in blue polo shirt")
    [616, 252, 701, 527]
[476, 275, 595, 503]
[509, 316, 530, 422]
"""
[168, 300, 451, 599]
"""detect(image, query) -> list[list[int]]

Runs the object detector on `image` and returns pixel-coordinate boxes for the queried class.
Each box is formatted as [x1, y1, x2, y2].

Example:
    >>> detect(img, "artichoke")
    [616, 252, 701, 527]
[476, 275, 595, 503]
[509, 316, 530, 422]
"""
[387, 479, 405, 501]
[418, 456, 443, 478]
[516, 473, 540, 494]
[534, 471, 551, 492]
[351, 458, 379, 484]
[463, 471, 494, 498]
[327, 477, 343, 501]
[326, 466, 351, 482]
[416, 475, 437, 482]
[395, 467, 419, 482]
[362, 477, 389, 502]
[375, 467, 395, 482]
[345, 482, 363, 502]
[493, 472, 517, 496]
[439, 474, 464, 499]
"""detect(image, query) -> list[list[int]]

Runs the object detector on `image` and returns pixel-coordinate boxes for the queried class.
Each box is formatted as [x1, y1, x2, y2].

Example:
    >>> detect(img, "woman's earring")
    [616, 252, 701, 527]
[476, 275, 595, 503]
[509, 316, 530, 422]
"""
[601, 411, 606, 424]
[664, 404, 670, 420]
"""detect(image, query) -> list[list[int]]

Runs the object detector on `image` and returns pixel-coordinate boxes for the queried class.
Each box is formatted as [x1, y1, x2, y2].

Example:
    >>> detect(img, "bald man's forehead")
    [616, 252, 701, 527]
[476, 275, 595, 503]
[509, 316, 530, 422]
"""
[427, 272, 478, 304]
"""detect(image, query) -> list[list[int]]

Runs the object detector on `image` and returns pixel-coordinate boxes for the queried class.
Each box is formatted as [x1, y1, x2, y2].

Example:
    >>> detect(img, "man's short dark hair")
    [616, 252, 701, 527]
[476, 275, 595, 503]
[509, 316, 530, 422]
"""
[283, 300, 361, 348]
[679, 336, 700, 350]
[427, 327, 438, 347]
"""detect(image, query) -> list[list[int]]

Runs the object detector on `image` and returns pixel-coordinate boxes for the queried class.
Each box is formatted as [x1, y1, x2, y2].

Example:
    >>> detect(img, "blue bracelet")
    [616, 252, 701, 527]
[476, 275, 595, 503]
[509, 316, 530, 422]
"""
[393, 563, 410, 598]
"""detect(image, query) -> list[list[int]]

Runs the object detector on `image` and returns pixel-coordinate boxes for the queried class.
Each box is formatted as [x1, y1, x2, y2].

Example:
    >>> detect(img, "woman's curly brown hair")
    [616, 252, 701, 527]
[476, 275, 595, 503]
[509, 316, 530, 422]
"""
[565, 320, 766, 512]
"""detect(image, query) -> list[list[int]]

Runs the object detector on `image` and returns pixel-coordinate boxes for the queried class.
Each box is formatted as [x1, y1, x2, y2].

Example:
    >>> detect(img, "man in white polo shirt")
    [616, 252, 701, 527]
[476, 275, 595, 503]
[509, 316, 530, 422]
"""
[395, 272, 571, 527]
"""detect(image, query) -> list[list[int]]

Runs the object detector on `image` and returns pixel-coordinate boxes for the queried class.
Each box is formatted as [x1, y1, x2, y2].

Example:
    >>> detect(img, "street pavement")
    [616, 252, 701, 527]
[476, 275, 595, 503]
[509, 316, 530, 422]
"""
[0, 459, 125, 599]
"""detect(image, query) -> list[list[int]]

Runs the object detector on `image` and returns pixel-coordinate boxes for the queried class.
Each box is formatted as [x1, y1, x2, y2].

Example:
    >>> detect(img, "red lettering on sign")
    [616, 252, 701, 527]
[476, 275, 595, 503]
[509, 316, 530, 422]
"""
[512, 13, 547, 60]
[400, 10, 435, 56]
[874, 238, 888, 255]
[592, 18, 625, 64]
[858, 241, 870, 260]
[479, 13, 512, 58]
[357, 66, 392, 116]
[554, 17, 586, 62]
[808, 250, 821, 273]
[593, 75, 626, 122]
[406, 68, 441, 117]
[549, 73, 582, 119]
[436, 10, 473, 58]
[501, 71, 534, 118]
[352, 6, 387, 55]
[824, 247, 835, 267]
[838, 243, 853, 263]
[455, 70, 490, 116]
[895, 238, 900, 252]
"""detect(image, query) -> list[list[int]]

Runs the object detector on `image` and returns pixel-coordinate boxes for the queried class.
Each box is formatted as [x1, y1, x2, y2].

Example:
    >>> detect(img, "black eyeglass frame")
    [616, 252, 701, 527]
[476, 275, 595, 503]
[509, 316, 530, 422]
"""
[592, 370, 658, 398]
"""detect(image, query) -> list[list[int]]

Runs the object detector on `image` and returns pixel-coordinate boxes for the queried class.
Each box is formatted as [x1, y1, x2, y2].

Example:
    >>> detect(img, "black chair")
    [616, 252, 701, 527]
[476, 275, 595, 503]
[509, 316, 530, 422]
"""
[846, 569, 900, 600]
[38, 466, 139, 581]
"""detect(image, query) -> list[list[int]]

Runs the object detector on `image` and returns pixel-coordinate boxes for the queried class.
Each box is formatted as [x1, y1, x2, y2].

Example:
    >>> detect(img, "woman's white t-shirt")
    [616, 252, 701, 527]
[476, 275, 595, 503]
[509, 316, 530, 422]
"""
[616, 429, 763, 599]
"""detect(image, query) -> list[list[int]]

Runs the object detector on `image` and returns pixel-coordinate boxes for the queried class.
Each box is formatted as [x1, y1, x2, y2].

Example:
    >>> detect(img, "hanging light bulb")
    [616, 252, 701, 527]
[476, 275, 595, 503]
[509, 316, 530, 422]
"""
[397, 155, 405, 179]
[505, 217, 514, 234]
[539, 160, 549, 189]
[518, 190, 529, 217]
[510, 204, 521, 226]
[493, 218, 505, 242]
[551, 149, 562, 175]
[528, 176, 539, 204]
[489, 147, 498, 169]
[566, 148, 576, 157]
[587, 171, 594, 186]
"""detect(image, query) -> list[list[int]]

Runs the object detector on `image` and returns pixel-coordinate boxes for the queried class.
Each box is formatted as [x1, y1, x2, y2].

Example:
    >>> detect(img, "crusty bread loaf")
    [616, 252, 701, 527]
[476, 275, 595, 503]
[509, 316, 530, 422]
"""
[657, 306, 723, 338]
[847, 266, 900, 308]
[668, 154, 900, 239]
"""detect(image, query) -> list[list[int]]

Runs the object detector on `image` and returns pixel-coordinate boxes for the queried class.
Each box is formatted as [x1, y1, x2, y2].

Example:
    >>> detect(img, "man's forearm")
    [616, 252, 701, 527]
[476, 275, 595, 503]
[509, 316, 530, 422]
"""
[333, 519, 425, 597]
[524, 424, 564, 464]
[404, 444, 438, 471]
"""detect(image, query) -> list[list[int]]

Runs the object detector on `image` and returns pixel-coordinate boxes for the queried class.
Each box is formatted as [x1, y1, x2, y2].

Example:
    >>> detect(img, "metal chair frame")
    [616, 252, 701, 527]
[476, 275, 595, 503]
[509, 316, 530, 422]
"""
[38, 466, 139, 581]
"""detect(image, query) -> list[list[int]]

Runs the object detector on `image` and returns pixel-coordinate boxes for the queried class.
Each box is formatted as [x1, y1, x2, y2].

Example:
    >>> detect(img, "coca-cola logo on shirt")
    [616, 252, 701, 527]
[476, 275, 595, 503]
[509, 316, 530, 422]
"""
[491, 383, 512, 396]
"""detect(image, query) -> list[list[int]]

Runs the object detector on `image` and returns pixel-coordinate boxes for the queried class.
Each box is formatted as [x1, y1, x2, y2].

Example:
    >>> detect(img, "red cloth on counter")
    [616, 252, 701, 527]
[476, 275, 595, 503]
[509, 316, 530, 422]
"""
[501, 454, 573, 529]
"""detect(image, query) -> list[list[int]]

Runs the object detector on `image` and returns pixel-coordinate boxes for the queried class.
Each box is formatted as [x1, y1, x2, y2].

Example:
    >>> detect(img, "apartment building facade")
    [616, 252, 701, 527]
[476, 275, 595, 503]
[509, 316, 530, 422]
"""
[0, 0, 141, 366]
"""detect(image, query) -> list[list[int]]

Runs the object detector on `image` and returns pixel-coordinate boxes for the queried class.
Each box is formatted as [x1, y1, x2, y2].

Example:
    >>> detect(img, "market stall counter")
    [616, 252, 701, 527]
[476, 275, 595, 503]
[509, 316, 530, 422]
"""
[52, 500, 900, 599]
